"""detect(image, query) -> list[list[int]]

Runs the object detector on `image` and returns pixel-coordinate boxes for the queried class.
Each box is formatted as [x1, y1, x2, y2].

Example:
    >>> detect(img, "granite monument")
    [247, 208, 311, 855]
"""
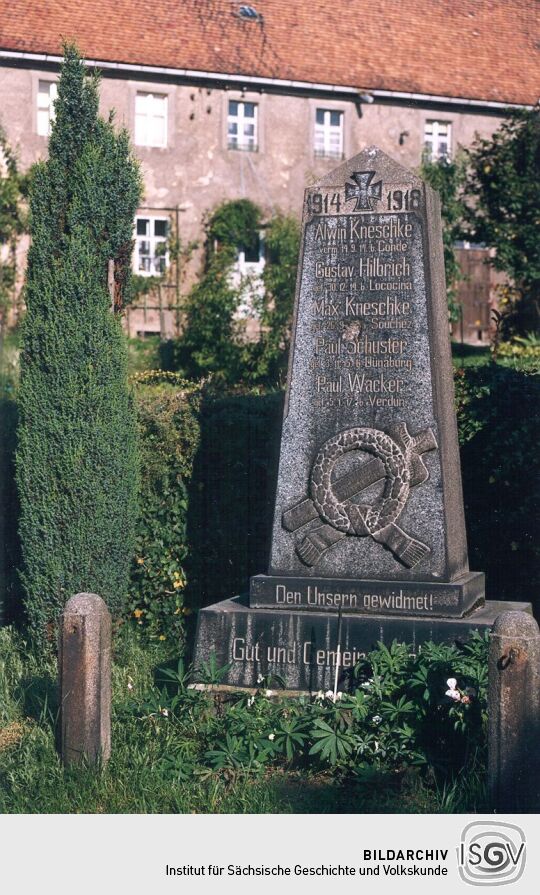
[193, 148, 530, 691]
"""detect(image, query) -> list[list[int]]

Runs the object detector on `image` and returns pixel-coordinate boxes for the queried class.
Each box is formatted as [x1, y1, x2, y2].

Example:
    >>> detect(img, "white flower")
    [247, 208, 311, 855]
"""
[446, 689, 461, 701]
[160, 708, 169, 717]
[247, 696, 255, 707]
[325, 690, 334, 699]
[268, 733, 275, 741]
[257, 674, 264, 684]
[372, 715, 382, 724]
[445, 677, 461, 701]
[335, 692, 343, 701]
[265, 689, 274, 698]
[127, 678, 134, 691]
[374, 740, 379, 753]
[361, 681, 371, 689]
[315, 690, 325, 702]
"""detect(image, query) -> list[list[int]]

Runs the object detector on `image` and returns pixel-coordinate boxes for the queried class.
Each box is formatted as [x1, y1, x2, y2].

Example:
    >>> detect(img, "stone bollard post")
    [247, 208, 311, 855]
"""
[59, 593, 112, 767]
[488, 610, 540, 812]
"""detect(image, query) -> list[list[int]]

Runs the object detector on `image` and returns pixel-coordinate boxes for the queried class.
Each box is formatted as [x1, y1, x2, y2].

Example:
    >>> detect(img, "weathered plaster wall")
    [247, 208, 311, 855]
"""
[0, 63, 506, 335]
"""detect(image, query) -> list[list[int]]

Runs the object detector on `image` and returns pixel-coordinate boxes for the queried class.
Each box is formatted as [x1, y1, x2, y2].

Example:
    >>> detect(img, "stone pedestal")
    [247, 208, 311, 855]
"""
[488, 611, 540, 813]
[194, 596, 531, 693]
[59, 592, 111, 766]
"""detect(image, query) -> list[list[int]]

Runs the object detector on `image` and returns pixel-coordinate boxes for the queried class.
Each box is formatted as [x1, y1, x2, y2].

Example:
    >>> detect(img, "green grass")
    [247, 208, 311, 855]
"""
[451, 340, 540, 372]
[451, 342, 491, 368]
[0, 626, 487, 814]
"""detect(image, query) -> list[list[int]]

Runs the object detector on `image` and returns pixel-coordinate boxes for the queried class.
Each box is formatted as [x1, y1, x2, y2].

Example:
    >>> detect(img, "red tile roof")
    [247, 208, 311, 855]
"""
[1, 1, 538, 105]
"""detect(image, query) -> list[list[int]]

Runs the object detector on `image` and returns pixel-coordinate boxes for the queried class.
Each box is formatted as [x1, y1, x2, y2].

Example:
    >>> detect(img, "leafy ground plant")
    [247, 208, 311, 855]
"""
[0, 624, 489, 813]
[121, 633, 488, 789]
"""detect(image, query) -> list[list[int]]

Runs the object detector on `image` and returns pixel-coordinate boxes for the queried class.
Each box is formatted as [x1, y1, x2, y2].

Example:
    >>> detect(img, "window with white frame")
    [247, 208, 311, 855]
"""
[314, 109, 344, 159]
[227, 101, 258, 151]
[135, 92, 168, 148]
[231, 233, 265, 317]
[37, 80, 58, 137]
[134, 217, 169, 275]
[424, 120, 452, 160]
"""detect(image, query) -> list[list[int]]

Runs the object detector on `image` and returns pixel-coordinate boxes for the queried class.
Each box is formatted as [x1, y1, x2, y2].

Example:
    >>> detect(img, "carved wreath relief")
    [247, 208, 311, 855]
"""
[282, 423, 438, 569]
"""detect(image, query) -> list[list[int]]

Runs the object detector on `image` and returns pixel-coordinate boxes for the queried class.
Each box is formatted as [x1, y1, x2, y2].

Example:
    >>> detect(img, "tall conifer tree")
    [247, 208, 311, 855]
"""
[16, 46, 141, 643]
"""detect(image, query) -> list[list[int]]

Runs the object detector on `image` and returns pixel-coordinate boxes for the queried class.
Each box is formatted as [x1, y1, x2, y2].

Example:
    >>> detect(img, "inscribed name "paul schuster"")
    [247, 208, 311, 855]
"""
[275, 584, 435, 612]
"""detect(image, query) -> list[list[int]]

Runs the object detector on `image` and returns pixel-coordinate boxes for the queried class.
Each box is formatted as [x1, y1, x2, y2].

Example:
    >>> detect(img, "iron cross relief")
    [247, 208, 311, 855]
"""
[345, 170, 383, 210]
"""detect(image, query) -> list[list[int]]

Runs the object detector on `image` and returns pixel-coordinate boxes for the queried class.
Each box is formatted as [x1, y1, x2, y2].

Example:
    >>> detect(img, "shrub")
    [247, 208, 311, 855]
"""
[455, 363, 540, 609]
[0, 626, 486, 812]
[0, 126, 27, 334]
[246, 212, 300, 385]
[494, 332, 540, 362]
[15, 46, 141, 644]
[205, 198, 261, 252]
[420, 153, 467, 322]
[171, 245, 244, 386]
[130, 373, 203, 640]
[0, 391, 19, 625]
[463, 108, 540, 338]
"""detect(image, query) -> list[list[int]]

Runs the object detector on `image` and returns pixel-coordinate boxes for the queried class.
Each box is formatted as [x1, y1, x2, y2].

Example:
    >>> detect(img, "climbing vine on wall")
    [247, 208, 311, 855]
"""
[170, 199, 300, 388]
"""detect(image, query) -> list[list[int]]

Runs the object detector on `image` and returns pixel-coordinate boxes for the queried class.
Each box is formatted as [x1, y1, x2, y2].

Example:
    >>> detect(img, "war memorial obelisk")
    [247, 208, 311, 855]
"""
[193, 148, 530, 691]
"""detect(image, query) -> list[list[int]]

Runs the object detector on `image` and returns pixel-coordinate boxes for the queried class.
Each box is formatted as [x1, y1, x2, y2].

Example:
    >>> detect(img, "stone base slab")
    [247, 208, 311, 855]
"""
[192, 595, 531, 692]
[250, 571, 485, 618]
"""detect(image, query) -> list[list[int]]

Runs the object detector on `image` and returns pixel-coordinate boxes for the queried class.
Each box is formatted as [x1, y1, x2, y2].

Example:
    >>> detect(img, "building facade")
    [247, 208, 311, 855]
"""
[0, 0, 537, 340]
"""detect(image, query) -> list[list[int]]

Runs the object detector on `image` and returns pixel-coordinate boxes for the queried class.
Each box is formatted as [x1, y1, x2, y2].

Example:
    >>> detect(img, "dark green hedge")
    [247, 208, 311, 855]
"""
[455, 363, 540, 613]
[185, 390, 283, 609]
[3, 360, 538, 633]
[0, 392, 19, 625]
[130, 374, 202, 640]
[185, 365, 538, 613]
